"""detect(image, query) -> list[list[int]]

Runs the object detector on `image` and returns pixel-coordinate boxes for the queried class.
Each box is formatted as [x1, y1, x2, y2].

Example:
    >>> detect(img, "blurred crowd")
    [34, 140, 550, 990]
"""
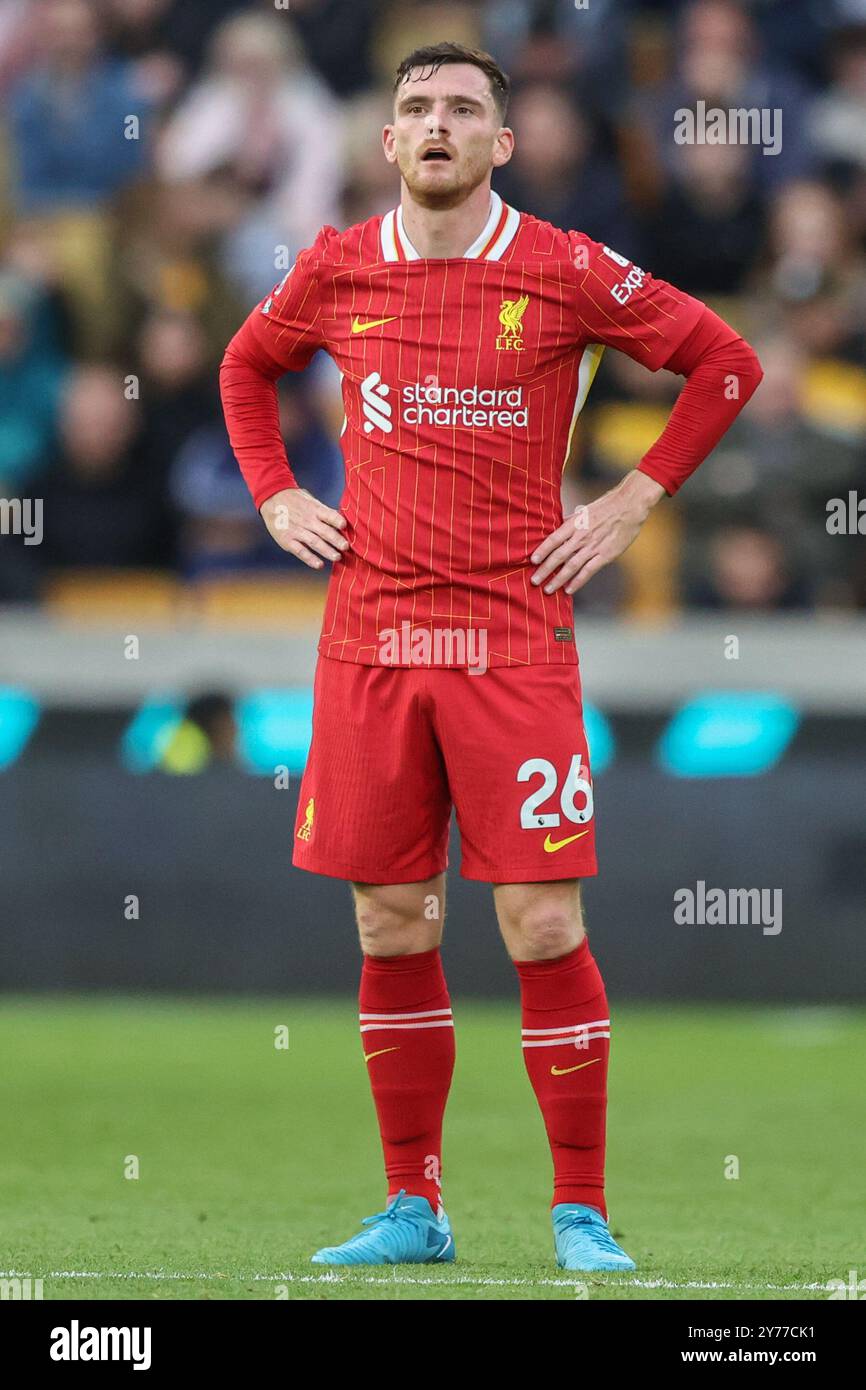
[1, 0, 865, 614]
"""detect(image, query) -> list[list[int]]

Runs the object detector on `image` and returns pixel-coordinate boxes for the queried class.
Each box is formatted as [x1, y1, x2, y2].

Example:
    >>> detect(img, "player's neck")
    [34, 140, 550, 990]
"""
[399, 182, 494, 259]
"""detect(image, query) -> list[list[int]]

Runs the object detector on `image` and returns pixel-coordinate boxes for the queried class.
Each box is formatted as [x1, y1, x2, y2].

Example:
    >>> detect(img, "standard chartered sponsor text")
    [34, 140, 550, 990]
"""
[402, 382, 528, 428]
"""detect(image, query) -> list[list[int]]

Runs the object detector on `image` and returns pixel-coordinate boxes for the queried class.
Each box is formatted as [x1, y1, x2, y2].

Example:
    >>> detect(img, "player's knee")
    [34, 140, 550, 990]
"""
[353, 891, 434, 957]
[354, 900, 397, 953]
[510, 903, 584, 960]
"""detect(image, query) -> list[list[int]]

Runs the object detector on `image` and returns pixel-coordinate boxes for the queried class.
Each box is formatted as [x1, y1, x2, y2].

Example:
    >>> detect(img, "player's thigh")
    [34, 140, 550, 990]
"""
[432, 663, 598, 885]
[351, 873, 446, 957]
[493, 878, 585, 960]
[292, 657, 451, 883]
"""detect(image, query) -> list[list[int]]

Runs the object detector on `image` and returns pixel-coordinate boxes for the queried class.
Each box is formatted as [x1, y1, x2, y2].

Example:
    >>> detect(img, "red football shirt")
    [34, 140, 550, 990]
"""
[223, 192, 705, 666]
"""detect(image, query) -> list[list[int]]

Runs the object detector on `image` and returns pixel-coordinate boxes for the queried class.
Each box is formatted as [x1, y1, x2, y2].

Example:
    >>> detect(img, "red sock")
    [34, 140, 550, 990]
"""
[359, 947, 454, 1214]
[515, 938, 609, 1219]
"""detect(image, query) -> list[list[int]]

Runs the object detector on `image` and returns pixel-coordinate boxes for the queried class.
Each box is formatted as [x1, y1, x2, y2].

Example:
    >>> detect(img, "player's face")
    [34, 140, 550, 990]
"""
[384, 63, 513, 207]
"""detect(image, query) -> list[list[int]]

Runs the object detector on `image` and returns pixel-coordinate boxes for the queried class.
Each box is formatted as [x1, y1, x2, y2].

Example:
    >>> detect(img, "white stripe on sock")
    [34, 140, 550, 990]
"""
[522, 1031, 610, 1049]
[521, 1019, 609, 1036]
[360, 1020, 455, 1033]
[359, 1008, 453, 1021]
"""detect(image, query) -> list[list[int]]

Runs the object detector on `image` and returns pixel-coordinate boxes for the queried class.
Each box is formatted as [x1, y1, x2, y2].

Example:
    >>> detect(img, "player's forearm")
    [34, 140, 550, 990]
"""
[636, 308, 764, 497]
[219, 334, 299, 512]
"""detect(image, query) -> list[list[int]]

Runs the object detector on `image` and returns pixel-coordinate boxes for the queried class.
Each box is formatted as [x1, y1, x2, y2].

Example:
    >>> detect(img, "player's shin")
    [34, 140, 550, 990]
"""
[515, 939, 609, 1218]
[359, 947, 455, 1215]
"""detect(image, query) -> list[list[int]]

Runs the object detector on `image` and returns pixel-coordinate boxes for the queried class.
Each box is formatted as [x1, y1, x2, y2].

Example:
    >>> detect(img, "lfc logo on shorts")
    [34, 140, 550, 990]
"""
[496, 294, 529, 351]
[296, 797, 315, 841]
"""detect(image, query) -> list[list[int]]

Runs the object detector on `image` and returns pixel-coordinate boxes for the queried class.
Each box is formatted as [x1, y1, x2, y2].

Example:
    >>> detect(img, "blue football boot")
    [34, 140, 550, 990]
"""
[311, 1190, 455, 1266]
[552, 1203, 636, 1272]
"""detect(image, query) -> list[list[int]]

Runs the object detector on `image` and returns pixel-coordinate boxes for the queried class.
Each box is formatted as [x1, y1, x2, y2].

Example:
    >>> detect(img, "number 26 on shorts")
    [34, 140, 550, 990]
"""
[517, 754, 594, 830]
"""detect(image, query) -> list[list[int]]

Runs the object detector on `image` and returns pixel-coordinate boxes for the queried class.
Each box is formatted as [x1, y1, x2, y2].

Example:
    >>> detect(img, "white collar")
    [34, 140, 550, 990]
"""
[380, 190, 520, 263]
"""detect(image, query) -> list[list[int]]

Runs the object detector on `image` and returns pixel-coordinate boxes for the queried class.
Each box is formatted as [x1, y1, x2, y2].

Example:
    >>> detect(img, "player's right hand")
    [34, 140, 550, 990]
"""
[260, 487, 349, 570]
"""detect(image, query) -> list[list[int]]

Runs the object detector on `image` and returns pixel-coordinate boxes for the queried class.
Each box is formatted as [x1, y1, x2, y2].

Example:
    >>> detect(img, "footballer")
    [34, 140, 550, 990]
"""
[220, 42, 762, 1271]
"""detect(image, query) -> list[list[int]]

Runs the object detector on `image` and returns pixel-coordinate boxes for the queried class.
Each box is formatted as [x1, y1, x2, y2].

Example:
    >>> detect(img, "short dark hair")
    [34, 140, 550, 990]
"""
[394, 42, 511, 122]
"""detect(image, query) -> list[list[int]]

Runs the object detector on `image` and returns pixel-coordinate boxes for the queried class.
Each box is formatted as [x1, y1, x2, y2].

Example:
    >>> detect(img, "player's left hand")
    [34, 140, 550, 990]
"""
[530, 469, 666, 595]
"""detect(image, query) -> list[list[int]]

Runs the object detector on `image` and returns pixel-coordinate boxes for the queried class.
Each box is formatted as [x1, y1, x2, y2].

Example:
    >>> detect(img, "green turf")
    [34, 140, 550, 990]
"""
[0, 997, 862, 1300]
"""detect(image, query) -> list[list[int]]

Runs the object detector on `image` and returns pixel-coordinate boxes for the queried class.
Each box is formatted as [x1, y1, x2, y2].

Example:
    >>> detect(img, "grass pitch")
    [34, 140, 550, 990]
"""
[0, 997, 862, 1301]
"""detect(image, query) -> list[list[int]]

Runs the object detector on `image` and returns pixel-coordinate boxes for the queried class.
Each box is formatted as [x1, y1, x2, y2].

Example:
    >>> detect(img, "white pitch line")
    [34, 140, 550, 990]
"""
[0, 1270, 831, 1292]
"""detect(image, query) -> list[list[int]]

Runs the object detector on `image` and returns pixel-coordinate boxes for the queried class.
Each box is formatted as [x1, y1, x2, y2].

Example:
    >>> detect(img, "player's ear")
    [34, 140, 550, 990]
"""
[492, 127, 514, 169]
[382, 125, 398, 164]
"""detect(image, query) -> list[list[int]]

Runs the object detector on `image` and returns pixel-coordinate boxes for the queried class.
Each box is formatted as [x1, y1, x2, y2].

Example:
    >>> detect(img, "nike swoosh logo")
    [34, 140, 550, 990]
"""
[550, 1058, 601, 1077]
[434, 1233, 453, 1260]
[543, 829, 591, 853]
[351, 315, 398, 334]
[363, 1046, 400, 1062]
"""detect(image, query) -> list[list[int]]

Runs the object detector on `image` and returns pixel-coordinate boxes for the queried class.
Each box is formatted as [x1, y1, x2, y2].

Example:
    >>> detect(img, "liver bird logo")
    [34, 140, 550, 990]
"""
[296, 797, 315, 841]
[498, 294, 530, 337]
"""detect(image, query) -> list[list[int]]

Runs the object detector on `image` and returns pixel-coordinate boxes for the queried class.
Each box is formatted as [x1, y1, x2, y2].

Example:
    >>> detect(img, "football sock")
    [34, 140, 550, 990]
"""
[515, 938, 610, 1218]
[359, 947, 455, 1215]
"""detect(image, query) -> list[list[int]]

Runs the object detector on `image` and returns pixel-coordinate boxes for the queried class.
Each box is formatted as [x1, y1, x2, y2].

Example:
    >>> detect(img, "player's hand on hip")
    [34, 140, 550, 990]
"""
[530, 469, 665, 596]
[260, 487, 349, 570]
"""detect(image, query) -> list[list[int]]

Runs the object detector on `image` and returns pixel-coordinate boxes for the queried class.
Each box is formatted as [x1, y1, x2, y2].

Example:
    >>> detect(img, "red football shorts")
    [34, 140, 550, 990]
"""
[292, 655, 598, 884]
